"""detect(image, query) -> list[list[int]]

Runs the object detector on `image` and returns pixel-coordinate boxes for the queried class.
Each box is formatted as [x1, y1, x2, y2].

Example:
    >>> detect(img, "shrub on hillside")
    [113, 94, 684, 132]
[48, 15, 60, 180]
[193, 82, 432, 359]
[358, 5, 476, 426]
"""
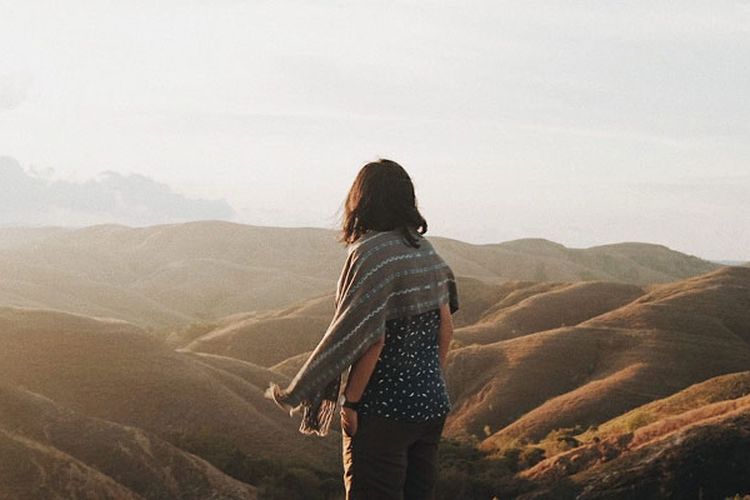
[436, 438, 524, 499]
[539, 426, 584, 457]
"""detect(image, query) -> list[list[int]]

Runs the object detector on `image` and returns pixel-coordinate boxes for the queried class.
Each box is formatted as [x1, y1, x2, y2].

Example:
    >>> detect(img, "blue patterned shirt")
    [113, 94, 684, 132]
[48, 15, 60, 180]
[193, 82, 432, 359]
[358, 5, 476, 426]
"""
[357, 308, 451, 422]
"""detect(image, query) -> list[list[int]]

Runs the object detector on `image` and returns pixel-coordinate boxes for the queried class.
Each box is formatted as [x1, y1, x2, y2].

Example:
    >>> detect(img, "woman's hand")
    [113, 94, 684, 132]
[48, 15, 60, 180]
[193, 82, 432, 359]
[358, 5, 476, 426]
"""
[340, 406, 358, 437]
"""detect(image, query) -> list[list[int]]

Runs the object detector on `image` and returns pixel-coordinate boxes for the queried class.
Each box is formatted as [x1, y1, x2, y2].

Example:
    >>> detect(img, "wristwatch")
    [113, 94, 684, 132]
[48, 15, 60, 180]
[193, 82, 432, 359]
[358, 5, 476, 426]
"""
[338, 394, 360, 411]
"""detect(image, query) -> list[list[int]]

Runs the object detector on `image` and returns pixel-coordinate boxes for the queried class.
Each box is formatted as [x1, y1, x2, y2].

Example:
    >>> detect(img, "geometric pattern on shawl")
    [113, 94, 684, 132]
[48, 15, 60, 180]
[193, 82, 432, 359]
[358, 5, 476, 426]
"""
[265, 226, 460, 436]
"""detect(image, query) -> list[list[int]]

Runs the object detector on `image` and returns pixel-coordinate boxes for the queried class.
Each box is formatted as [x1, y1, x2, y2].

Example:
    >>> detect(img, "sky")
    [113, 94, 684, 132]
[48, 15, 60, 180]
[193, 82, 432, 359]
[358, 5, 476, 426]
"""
[1, 0, 748, 261]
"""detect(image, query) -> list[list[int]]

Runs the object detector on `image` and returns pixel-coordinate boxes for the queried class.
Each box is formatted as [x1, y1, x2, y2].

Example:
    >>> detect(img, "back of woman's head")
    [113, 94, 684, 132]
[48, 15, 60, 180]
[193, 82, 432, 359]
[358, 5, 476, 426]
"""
[339, 159, 427, 248]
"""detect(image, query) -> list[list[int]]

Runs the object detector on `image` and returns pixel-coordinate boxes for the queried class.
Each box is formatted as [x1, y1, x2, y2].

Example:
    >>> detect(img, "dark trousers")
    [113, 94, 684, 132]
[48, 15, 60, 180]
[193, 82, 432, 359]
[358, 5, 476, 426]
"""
[342, 413, 446, 500]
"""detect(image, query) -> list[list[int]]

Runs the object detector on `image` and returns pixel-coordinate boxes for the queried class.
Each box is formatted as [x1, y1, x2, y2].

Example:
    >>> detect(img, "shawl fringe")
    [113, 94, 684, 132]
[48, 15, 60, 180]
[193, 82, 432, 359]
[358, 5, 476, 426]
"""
[299, 398, 336, 436]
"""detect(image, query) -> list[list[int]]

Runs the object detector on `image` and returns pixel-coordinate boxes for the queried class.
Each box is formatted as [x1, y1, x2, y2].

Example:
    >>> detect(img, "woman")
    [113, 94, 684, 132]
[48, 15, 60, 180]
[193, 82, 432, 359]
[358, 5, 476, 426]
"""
[266, 159, 459, 500]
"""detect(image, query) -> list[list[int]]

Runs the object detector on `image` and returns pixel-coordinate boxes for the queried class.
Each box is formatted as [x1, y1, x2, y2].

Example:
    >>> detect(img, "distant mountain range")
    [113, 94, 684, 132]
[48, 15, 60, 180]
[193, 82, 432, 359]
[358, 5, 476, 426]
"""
[0, 221, 722, 328]
[711, 259, 749, 266]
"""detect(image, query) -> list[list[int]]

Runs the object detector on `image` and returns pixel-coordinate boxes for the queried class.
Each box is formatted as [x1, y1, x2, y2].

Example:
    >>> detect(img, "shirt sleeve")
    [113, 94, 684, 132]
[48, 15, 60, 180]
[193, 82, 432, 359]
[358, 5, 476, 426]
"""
[448, 274, 460, 314]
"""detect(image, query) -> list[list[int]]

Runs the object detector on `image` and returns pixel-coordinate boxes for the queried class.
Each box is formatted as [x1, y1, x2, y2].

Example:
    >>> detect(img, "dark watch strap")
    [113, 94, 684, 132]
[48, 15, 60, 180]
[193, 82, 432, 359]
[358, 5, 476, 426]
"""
[342, 398, 360, 411]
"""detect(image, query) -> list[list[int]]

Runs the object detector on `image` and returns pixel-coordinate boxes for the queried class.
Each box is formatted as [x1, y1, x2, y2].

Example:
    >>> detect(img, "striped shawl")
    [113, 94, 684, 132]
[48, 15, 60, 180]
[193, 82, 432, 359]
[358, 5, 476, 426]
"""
[264, 227, 460, 436]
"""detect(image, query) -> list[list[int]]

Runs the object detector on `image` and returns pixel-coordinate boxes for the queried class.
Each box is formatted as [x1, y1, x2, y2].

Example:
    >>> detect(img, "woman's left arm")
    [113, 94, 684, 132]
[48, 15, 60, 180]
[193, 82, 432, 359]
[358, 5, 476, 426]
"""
[343, 334, 385, 402]
[340, 334, 385, 435]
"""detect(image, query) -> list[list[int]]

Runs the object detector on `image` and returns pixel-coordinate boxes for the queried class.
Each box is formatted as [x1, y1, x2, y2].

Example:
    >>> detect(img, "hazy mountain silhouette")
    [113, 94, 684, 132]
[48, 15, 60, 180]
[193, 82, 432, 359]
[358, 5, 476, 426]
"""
[0, 221, 721, 329]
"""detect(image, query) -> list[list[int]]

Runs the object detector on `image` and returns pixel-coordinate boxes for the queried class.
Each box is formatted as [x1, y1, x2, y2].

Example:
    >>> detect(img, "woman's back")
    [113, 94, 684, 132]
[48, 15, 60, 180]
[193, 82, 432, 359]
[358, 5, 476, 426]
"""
[357, 308, 451, 422]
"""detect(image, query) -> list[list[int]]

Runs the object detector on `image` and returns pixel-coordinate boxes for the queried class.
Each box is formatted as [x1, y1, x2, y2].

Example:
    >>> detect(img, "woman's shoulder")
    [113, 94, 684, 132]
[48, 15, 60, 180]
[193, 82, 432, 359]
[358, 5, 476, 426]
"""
[351, 227, 435, 259]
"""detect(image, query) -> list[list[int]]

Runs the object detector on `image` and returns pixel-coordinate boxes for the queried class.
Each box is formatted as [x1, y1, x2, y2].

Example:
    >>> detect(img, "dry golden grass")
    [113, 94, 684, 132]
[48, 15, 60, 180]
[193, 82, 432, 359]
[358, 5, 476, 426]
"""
[0, 223, 742, 499]
[520, 376, 750, 498]
[582, 371, 750, 440]
[0, 222, 345, 328]
[0, 306, 338, 469]
[443, 267, 750, 455]
[444, 277, 535, 329]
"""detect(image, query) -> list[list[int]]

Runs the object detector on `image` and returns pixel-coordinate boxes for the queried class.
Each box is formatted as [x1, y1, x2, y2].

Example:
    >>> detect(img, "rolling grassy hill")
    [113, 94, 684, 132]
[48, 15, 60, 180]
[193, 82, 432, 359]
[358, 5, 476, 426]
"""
[0, 222, 346, 328]
[431, 237, 718, 285]
[223, 265, 750, 497]
[183, 294, 335, 367]
[0, 307, 339, 472]
[454, 281, 644, 345]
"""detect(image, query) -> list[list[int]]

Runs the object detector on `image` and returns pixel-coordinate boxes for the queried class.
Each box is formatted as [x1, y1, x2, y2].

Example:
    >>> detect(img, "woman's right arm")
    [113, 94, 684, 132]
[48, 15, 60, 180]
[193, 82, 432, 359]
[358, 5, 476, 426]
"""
[438, 302, 454, 370]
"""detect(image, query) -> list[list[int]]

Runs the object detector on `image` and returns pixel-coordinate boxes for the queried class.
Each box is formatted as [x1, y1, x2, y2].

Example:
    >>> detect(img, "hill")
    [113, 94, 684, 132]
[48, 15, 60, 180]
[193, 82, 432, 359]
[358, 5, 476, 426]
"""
[0, 384, 256, 499]
[454, 281, 644, 345]
[0, 221, 720, 328]
[431, 237, 718, 285]
[183, 294, 335, 366]
[270, 351, 311, 378]
[0, 227, 69, 249]
[0, 221, 345, 328]
[442, 267, 750, 453]
[582, 371, 750, 440]
[0, 307, 339, 470]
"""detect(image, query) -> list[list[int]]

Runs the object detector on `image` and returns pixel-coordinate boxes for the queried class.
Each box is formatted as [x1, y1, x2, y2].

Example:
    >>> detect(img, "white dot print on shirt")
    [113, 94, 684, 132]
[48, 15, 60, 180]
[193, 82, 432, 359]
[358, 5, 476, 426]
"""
[358, 308, 449, 422]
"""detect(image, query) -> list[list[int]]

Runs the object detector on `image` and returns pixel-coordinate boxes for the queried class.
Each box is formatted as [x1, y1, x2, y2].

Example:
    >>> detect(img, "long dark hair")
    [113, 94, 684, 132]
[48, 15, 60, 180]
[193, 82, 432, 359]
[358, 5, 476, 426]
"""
[338, 159, 427, 248]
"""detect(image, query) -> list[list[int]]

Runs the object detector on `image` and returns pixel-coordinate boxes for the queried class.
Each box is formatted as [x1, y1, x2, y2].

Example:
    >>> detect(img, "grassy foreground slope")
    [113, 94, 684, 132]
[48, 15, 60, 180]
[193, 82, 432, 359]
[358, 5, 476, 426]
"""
[0, 307, 338, 470]
[0, 384, 257, 500]
[519, 372, 750, 499]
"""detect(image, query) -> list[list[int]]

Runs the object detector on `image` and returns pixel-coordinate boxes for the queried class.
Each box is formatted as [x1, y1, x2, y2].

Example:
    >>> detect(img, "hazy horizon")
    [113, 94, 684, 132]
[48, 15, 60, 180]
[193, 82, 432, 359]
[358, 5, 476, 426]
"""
[2, 1, 748, 261]
[0, 213, 745, 264]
